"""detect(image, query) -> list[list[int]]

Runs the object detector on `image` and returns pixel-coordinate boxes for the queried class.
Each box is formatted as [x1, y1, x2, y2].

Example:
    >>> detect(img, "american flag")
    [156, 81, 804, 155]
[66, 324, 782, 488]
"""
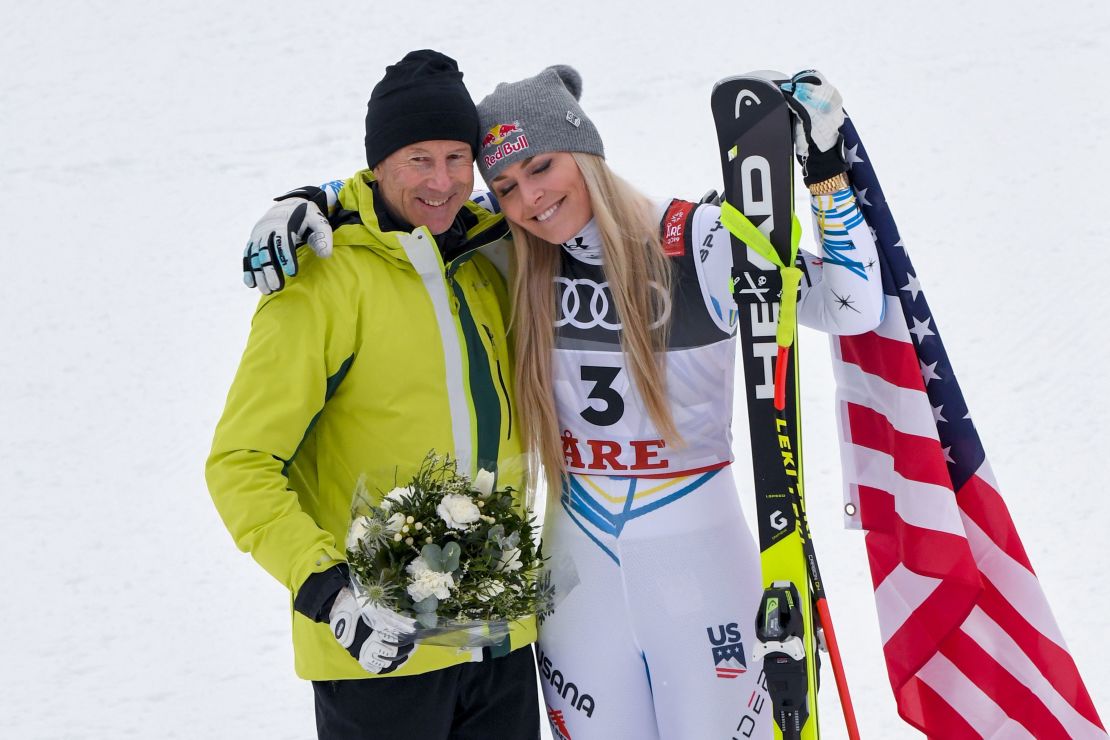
[831, 118, 1106, 738]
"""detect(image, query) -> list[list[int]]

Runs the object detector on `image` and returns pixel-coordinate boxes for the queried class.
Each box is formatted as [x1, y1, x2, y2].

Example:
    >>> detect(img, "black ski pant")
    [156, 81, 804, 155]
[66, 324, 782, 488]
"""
[312, 645, 539, 740]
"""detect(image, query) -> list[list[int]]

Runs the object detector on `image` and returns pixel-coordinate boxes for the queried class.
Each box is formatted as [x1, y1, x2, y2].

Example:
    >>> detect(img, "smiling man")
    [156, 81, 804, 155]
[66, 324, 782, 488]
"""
[363, 51, 481, 238]
[206, 50, 538, 739]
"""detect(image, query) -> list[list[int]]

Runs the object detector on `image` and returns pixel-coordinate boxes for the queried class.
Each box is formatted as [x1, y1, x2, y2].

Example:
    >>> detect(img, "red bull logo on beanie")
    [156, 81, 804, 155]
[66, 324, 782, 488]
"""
[482, 121, 530, 168]
[482, 121, 522, 147]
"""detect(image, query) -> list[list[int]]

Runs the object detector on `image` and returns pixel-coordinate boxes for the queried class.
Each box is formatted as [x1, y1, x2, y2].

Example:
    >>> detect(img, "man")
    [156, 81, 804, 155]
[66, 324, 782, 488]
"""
[206, 49, 538, 740]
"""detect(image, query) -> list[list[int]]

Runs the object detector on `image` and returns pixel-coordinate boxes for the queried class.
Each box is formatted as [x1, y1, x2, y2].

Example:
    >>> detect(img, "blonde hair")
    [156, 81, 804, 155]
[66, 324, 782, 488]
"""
[509, 152, 679, 499]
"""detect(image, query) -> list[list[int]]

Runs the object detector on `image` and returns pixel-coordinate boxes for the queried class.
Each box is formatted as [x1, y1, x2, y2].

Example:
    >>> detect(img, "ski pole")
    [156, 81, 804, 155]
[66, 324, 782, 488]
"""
[794, 481, 860, 740]
[814, 596, 860, 739]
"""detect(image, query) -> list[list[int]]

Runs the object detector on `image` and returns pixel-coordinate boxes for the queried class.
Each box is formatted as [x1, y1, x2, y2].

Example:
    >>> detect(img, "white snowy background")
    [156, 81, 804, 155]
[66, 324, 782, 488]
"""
[2, 1, 1107, 737]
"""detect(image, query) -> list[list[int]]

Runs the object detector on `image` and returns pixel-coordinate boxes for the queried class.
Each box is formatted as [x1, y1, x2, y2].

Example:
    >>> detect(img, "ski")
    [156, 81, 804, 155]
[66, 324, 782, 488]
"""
[711, 73, 819, 740]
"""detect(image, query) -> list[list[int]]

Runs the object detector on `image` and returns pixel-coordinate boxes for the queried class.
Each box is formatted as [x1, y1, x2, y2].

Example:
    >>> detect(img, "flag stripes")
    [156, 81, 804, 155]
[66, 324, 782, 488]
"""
[830, 117, 1105, 738]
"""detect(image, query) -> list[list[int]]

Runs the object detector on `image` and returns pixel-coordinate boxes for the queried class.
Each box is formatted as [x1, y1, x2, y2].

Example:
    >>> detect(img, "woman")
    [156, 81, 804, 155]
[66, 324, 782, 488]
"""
[474, 66, 882, 739]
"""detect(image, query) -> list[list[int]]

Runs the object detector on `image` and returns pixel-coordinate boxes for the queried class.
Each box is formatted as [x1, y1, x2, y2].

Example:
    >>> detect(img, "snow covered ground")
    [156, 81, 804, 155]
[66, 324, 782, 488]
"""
[2, 1, 1107, 737]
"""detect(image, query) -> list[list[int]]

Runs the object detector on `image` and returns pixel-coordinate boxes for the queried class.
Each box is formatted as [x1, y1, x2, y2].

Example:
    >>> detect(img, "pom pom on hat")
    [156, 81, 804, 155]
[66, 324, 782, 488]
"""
[547, 65, 582, 100]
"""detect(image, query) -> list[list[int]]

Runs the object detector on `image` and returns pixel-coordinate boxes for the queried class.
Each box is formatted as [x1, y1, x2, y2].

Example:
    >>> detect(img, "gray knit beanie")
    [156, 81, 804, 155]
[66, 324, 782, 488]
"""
[475, 65, 604, 182]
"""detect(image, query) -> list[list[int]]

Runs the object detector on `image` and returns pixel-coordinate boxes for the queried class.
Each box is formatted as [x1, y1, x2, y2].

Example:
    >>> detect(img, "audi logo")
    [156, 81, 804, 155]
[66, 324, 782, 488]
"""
[553, 277, 672, 331]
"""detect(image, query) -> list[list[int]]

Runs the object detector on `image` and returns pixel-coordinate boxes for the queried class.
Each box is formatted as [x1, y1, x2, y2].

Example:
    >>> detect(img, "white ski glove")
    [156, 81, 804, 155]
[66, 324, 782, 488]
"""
[329, 588, 418, 675]
[242, 185, 335, 295]
[779, 70, 848, 186]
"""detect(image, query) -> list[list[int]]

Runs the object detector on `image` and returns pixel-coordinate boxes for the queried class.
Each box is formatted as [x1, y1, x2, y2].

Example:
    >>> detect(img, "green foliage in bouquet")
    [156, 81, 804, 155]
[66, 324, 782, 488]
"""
[346, 454, 545, 630]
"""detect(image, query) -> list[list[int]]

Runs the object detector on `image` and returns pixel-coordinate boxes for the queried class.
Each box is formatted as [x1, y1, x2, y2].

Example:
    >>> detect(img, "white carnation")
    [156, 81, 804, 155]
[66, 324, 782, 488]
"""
[496, 547, 523, 573]
[407, 557, 432, 578]
[436, 494, 481, 530]
[405, 558, 455, 602]
[380, 486, 411, 512]
[473, 469, 496, 497]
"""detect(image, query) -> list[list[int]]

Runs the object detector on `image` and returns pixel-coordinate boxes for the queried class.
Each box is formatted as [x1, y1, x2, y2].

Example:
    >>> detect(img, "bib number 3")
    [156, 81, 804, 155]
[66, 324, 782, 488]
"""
[580, 365, 624, 426]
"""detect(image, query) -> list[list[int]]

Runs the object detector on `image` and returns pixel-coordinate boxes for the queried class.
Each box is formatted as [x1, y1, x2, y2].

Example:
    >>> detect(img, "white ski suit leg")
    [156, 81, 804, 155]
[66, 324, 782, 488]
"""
[538, 466, 772, 740]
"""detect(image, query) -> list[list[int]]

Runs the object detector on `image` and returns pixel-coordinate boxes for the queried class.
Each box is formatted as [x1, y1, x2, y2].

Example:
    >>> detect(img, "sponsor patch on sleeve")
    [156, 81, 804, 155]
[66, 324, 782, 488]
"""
[661, 199, 694, 257]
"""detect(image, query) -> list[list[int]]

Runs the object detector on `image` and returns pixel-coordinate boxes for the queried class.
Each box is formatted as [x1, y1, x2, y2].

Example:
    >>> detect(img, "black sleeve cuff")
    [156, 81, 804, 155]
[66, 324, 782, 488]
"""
[802, 147, 848, 186]
[293, 564, 350, 623]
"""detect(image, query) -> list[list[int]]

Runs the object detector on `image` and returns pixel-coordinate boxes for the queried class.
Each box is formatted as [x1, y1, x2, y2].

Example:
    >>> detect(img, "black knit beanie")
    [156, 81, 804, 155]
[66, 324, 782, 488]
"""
[364, 50, 479, 169]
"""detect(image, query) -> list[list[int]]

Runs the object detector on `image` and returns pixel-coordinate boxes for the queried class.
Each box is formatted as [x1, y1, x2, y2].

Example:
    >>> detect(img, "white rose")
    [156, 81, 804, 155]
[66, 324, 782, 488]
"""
[496, 547, 523, 573]
[473, 469, 496, 497]
[436, 494, 481, 530]
[380, 486, 411, 512]
[405, 558, 455, 602]
[475, 579, 505, 603]
[345, 515, 374, 551]
[384, 512, 407, 534]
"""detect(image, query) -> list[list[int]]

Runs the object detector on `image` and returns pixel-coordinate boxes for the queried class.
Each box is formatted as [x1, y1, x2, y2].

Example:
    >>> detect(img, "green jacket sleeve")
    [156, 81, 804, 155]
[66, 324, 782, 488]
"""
[205, 271, 348, 593]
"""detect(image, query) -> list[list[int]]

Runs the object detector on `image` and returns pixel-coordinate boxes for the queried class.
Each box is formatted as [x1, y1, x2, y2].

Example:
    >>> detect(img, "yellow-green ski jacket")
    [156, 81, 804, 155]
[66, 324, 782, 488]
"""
[206, 170, 535, 680]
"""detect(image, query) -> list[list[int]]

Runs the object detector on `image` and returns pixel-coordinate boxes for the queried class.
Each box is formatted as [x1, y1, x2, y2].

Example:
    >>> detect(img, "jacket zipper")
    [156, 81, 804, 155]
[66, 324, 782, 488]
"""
[482, 323, 512, 440]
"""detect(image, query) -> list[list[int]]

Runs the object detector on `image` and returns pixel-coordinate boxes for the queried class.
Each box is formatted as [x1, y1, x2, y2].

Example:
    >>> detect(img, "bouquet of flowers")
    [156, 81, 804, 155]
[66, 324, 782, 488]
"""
[345, 453, 549, 647]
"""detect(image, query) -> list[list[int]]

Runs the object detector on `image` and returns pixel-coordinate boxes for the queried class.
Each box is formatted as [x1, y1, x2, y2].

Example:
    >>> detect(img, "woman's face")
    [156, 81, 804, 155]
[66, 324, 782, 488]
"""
[490, 152, 593, 244]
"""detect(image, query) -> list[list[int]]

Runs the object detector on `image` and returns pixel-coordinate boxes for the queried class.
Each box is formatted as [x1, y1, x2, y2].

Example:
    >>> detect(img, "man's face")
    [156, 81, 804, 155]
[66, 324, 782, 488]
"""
[373, 140, 475, 235]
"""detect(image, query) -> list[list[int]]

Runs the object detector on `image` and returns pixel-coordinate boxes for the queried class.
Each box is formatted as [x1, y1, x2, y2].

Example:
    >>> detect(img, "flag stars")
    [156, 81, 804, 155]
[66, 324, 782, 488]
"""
[893, 238, 906, 251]
[908, 315, 935, 343]
[942, 446, 955, 464]
[855, 187, 872, 207]
[932, 404, 947, 424]
[845, 144, 865, 167]
[920, 359, 942, 385]
[901, 272, 923, 301]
